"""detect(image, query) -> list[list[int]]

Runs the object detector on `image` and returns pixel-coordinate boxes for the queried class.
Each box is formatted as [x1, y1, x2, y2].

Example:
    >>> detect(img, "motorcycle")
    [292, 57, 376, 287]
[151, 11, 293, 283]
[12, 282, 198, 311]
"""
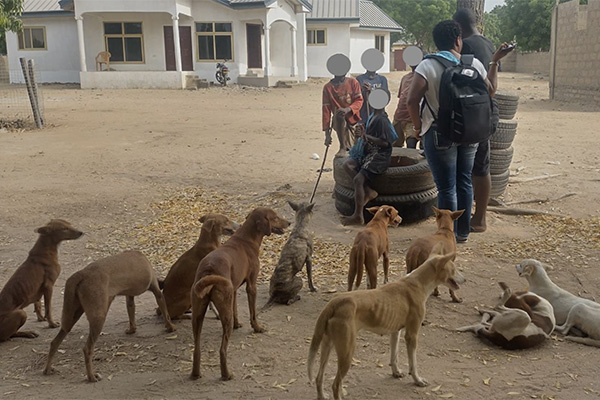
[215, 60, 231, 86]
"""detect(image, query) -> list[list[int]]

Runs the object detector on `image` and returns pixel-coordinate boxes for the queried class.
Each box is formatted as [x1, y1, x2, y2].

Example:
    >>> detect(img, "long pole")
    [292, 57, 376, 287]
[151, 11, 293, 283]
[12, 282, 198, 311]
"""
[20, 58, 42, 129]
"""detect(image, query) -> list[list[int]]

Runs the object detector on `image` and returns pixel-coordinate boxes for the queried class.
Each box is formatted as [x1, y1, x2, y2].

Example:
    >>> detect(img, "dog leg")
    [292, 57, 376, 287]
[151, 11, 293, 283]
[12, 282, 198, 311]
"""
[0, 310, 37, 341]
[383, 252, 390, 285]
[332, 327, 356, 400]
[347, 255, 357, 292]
[83, 316, 105, 382]
[214, 291, 234, 381]
[449, 289, 463, 303]
[405, 322, 428, 387]
[209, 302, 221, 320]
[390, 331, 405, 378]
[232, 290, 243, 329]
[432, 287, 440, 297]
[316, 337, 332, 400]
[191, 299, 210, 380]
[246, 281, 265, 333]
[306, 256, 317, 292]
[367, 266, 377, 290]
[149, 280, 176, 332]
[34, 300, 45, 321]
[44, 306, 84, 375]
[43, 283, 60, 328]
[565, 336, 600, 347]
[125, 296, 136, 334]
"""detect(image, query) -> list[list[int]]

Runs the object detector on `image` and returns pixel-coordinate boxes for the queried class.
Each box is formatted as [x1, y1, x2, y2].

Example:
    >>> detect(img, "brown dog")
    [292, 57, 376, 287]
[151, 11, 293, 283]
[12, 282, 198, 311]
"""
[405, 207, 464, 302]
[347, 206, 401, 291]
[308, 243, 464, 400]
[0, 220, 83, 342]
[190, 207, 289, 381]
[43, 250, 176, 382]
[159, 214, 239, 319]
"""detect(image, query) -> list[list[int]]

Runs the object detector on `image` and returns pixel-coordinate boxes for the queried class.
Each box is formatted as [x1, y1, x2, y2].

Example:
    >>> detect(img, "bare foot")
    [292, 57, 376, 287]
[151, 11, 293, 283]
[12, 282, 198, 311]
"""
[342, 214, 364, 226]
[470, 219, 486, 233]
[365, 186, 378, 203]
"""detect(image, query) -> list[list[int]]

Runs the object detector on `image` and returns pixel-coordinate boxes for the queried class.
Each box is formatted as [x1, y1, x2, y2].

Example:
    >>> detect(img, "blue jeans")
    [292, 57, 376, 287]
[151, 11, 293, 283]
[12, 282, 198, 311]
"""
[423, 126, 478, 240]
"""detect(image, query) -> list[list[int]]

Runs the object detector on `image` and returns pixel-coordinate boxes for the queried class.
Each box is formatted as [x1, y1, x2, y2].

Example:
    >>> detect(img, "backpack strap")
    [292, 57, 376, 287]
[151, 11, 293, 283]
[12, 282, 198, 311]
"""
[461, 54, 474, 66]
[425, 54, 458, 69]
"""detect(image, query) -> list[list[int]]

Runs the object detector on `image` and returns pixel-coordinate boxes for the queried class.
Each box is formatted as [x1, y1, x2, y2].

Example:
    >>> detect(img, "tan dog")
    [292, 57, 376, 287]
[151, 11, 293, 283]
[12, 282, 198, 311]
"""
[159, 214, 239, 319]
[44, 250, 176, 382]
[405, 207, 464, 302]
[347, 206, 402, 291]
[0, 220, 83, 342]
[190, 207, 290, 381]
[308, 243, 464, 400]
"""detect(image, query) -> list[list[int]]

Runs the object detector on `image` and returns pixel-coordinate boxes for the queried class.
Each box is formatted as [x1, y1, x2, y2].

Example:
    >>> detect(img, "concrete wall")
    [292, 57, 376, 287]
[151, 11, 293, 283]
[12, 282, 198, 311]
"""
[500, 51, 550, 74]
[6, 16, 80, 83]
[349, 29, 390, 74]
[552, 0, 600, 103]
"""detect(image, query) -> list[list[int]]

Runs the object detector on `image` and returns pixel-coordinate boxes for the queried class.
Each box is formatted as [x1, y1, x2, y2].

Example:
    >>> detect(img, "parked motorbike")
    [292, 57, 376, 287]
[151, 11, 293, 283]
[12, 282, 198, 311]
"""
[215, 60, 231, 86]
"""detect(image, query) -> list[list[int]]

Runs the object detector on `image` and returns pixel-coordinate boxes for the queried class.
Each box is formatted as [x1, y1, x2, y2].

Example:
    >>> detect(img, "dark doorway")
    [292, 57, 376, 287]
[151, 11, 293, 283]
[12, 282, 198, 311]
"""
[164, 26, 193, 71]
[246, 24, 262, 69]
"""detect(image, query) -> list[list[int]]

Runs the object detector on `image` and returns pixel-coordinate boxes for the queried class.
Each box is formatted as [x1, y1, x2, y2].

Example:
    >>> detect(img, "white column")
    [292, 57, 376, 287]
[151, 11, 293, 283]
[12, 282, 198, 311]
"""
[264, 25, 271, 76]
[76, 16, 87, 72]
[172, 16, 182, 72]
[291, 27, 298, 77]
[300, 14, 308, 81]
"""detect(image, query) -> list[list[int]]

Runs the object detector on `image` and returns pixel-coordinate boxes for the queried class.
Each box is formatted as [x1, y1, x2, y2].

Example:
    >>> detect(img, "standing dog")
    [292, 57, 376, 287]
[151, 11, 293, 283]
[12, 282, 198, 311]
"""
[0, 220, 83, 342]
[43, 250, 176, 382]
[308, 243, 464, 400]
[266, 201, 316, 306]
[190, 207, 289, 381]
[347, 206, 401, 291]
[517, 259, 600, 347]
[405, 207, 464, 302]
[457, 282, 555, 349]
[159, 214, 239, 319]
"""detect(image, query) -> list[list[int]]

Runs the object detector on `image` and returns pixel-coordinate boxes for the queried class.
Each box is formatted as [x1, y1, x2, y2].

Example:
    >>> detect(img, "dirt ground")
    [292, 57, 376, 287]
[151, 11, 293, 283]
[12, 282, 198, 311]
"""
[1, 71, 600, 400]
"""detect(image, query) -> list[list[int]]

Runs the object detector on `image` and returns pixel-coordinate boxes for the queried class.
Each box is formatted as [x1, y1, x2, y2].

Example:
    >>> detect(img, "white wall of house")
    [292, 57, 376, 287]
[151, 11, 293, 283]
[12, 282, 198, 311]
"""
[6, 16, 80, 83]
[349, 29, 391, 74]
[306, 23, 350, 78]
[270, 21, 293, 77]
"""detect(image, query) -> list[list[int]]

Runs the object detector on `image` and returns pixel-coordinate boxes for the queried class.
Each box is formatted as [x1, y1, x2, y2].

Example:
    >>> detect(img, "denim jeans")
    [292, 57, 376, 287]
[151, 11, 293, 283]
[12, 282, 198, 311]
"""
[423, 126, 478, 240]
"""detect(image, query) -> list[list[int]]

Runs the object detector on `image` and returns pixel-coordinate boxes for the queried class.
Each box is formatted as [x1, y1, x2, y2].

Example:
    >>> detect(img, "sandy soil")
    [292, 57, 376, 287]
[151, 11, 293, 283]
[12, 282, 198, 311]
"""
[1, 72, 600, 400]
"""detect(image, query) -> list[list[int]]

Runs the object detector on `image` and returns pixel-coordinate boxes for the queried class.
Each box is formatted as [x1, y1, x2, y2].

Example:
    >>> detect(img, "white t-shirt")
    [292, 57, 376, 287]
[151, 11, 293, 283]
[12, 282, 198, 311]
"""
[415, 57, 488, 135]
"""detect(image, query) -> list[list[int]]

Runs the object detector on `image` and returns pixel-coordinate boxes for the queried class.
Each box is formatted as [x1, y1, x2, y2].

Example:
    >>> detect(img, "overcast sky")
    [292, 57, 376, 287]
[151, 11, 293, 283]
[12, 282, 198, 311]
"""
[485, 0, 506, 12]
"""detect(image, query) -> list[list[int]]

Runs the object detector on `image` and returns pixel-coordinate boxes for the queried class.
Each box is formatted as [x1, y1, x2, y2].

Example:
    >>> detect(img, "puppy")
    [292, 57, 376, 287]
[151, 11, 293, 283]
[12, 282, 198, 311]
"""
[308, 243, 464, 400]
[159, 214, 238, 319]
[43, 250, 176, 382]
[266, 201, 316, 306]
[457, 282, 555, 349]
[347, 206, 401, 291]
[405, 207, 464, 302]
[0, 220, 83, 342]
[190, 207, 289, 380]
[517, 259, 600, 347]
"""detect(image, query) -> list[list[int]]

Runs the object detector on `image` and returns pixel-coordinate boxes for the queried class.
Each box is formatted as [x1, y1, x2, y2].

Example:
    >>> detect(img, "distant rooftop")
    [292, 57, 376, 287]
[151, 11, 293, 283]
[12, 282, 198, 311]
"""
[307, 0, 402, 31]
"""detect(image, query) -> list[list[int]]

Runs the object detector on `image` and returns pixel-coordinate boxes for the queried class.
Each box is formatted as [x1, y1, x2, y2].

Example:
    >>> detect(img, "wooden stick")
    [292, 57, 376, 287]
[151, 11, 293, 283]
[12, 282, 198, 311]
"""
[20, 58, 42, 129]
[487, 206, 566, 218]
[509, 174, 562, 184]
[27, 59, 44, 126]
[505, 192, 577, 206]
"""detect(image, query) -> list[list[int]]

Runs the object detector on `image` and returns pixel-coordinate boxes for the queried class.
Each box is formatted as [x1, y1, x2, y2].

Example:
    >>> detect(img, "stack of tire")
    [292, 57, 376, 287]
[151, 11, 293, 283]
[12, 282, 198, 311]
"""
[489, 91, 519, 199]
[333, 148, 437, 224]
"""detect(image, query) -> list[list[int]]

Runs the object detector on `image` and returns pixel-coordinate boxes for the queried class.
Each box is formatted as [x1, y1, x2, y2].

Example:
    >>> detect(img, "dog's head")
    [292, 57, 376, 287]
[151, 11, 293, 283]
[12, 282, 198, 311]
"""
[199, 214, 240, 236]
[247, 207, 290, 236]
[366, 205, 402, 227]
[35, 219, 84, 241]
[288, 201, 315, 224]
[432, 207, 464, 231]
[516, 259, 552, 279]
[428, 242, 465, 291]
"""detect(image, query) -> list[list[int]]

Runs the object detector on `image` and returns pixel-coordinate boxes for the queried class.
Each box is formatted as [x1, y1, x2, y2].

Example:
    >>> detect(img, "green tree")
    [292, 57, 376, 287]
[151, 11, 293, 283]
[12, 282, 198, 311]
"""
[374, 0, 454, 51]
[1, 0, 24, 54]
[483, 11, 502, 47]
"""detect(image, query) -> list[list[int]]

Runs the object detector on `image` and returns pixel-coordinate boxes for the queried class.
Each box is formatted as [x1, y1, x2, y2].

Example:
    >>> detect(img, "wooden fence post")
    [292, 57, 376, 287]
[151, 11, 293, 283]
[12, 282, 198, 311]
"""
[19, 57, 43, 129]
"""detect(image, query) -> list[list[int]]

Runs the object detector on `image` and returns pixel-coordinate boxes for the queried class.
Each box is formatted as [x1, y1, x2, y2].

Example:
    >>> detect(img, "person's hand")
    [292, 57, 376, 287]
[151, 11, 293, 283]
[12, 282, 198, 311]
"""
[335, 107, 351, 117]
[492, 42, 515, 63]
[412, 125, 422, 141]
[324, 128, 332, 146]
[362, 82, 372, 93]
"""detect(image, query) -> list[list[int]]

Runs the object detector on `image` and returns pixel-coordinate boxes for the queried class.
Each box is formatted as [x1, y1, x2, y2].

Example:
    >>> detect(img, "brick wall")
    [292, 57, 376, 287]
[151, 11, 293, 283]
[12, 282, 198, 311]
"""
[552, 0, 600, 103]
[500, 51, 550, 74]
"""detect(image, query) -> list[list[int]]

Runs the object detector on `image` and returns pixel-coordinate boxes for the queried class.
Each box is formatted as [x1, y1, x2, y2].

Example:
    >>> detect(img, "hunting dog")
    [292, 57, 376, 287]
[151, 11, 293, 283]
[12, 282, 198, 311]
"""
[517, 259, 600, 347]
[457, 282, 555, 349]
[43, 250, 176, 382]
[190, 207, 289, 381]
[347, 206, 401, 291]
[159, 214, 239, 319]
[0, 219, 83, 342]
[405, 207, 464, 302]
[265, 201, 316, 306]
[308, 243, 464, 400]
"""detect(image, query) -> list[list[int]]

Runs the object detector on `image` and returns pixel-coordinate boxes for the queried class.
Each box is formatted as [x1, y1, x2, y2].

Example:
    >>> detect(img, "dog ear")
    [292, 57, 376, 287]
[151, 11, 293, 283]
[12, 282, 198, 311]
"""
[432, 206, 440, 216]
[540, 262, 554, 271]
[288, 201, 300, 212]
[256, 215, 272, 236]
[385, 207, 394, 217]
[199, 214, 207, 223]
[35, 226, 50, 235]
[366, 206, 380, 215]
[451, 210, 465, 220]
[201, 218, 216, 232]
[306, 203, 315, 213]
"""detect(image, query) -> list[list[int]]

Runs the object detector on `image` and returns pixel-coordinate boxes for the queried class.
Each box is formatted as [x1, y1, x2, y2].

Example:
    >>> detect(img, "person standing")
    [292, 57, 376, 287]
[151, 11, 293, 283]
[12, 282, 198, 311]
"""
[393, 46, 424, 148]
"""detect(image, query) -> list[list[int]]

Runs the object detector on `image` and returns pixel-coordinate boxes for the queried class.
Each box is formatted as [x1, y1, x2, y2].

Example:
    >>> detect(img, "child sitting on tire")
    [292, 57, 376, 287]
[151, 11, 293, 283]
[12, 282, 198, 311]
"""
[342, 89, 398, 226]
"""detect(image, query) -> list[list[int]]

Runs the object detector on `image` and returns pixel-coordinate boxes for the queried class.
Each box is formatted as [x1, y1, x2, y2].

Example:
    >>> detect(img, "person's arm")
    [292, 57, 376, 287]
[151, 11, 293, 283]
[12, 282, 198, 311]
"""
[322, 85, 332, 131]
[362, 119, 390, 148]
[407, 73, 428, 140]
[348, 79, 364, 117]
[485, 43, 514, 97]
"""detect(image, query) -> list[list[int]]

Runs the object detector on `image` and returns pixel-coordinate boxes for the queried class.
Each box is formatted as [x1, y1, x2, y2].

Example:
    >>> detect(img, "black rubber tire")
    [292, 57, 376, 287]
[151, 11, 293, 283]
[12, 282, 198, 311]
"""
[490, 146, 514, 163]
[490, 126, 517, 150]
[333, 148, 435, 195]
[499, 110, 517, 120]
[334, 184, 437, 224]
[495, 91, 520, 103]
[497, 120, 518, 130]
[490, 169, 510, 198]
[490, 150, 514, 174]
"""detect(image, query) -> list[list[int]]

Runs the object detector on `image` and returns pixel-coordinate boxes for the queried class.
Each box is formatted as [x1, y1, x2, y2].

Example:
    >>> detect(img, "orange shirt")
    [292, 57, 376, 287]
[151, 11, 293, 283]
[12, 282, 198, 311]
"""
[322, 77, 363, 130]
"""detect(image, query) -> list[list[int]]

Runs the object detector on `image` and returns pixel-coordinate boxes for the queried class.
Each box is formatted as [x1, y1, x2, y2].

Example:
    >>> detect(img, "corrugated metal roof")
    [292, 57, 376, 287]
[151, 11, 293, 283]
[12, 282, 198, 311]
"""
[307, 0, 359, 20]
[359, 0, 402, 31]
[23, 0, 62, 13]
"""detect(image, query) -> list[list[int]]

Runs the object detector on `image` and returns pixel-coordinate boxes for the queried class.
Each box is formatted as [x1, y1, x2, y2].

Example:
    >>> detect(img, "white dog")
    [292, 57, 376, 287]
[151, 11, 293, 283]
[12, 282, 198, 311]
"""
[517, 259, 600, 347]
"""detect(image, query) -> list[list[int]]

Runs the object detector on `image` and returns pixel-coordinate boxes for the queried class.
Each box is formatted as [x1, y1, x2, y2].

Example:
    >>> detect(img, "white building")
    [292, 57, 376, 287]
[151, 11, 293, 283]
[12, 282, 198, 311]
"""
[306, 0, 402, 77]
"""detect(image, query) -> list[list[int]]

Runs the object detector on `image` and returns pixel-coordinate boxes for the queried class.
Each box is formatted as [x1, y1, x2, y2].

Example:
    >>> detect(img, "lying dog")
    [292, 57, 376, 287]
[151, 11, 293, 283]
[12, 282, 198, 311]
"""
[347, 206, 401, 291]
[190, 207, 289, 381]
[518, 259, 600, 347]
[44, 250, 176, 382]
[0, 220, 83, 342]
[159, 214, 238, 319]
[405, 207, 464, 302]
[266, 201, 316, 306]
[457, 282, 555, 349]
[308, 243, 464, 400]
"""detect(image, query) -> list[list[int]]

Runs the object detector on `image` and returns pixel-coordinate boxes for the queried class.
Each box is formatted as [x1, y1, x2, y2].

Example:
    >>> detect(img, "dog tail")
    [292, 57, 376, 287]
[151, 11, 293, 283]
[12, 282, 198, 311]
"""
[349, 246, 365, 290]
[565, 336, 600, 347]
[193, 275, 233, 299]
[61, 272, 85, 331]
[308, 303, 334, 382]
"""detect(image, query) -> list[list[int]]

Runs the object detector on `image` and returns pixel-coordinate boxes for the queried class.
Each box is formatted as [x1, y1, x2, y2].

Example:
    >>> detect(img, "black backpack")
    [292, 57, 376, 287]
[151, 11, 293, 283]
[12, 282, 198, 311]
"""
[423, 54, 493, 144]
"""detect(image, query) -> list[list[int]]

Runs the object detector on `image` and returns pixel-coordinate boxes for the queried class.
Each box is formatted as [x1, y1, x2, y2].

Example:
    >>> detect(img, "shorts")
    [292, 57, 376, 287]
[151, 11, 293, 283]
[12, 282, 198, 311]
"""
[472, 138, 490, 176]
[392, 120, 413, 147]
[359, 168, 377, 182]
